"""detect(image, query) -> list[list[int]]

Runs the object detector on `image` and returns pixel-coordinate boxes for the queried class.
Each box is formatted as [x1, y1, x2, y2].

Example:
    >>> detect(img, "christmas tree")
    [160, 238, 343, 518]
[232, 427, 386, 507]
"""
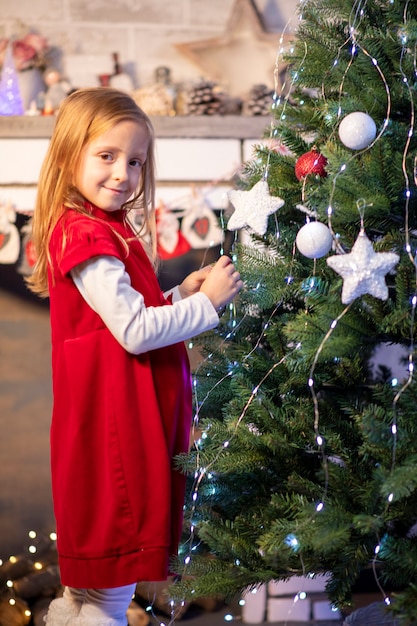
[171, 0, 417, 623]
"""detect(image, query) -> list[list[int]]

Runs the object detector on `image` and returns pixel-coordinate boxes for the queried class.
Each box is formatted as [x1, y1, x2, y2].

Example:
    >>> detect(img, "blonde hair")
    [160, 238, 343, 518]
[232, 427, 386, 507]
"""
[27, 87, 157, 297]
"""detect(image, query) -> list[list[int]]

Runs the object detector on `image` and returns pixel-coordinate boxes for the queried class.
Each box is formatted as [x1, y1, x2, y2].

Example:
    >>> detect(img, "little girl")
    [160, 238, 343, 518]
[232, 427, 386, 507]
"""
[27, 87, 243, 626]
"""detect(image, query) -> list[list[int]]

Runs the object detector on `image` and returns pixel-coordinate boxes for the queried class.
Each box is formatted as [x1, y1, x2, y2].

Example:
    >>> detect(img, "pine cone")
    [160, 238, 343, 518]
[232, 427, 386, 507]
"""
[244, 84, 274, 116]
[184, 80, 225, 115]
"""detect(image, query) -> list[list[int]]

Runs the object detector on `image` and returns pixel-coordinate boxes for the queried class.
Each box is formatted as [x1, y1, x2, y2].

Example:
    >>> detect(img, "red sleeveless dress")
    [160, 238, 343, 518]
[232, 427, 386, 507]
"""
[48, 206, 192, 588]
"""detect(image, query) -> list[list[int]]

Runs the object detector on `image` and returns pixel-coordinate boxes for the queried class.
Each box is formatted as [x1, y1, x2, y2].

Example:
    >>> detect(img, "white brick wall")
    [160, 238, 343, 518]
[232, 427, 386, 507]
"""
[0, 0, 298, 225]
[0, 0, 299, 89]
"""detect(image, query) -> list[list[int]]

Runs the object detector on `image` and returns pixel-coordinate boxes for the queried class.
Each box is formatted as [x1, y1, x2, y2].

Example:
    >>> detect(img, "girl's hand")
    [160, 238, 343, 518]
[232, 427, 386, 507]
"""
[178, 264, 213, 299]
[200, 255, 243, 310]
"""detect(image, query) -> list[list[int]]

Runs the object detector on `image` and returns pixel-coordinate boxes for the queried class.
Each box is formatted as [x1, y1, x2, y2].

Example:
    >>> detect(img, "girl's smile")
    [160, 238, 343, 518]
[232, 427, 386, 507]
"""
[74, 120, 150, 212]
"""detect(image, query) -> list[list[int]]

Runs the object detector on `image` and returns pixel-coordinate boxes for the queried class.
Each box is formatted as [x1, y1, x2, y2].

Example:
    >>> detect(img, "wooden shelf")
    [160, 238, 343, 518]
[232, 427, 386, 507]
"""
[0, 114, 269, 139]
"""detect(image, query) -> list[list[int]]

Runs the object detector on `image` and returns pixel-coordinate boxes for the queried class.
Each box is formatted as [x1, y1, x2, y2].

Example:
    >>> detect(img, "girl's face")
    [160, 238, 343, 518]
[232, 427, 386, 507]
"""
[74, 120, 150, 212]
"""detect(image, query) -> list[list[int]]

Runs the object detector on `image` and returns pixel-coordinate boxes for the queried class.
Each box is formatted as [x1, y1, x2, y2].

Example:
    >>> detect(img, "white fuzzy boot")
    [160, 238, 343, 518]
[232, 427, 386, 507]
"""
[43, 596, 81, 625]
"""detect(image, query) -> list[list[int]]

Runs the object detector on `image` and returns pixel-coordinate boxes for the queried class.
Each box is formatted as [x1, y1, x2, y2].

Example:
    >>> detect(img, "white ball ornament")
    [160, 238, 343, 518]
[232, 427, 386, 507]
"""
[338, 112, 377, 150]
[296, 221, 333, 259]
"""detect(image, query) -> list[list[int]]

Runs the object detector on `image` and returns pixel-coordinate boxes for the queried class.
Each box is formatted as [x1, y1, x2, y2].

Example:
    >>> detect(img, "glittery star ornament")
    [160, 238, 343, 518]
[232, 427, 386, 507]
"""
[326, 231, 399, 304]
[227, 180, 284, 236]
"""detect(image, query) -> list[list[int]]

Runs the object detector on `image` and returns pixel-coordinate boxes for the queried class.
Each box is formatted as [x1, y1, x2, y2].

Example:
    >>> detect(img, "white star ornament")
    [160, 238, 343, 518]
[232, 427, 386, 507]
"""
[227, 180, 284, 236]
[326, 231, 399, 304]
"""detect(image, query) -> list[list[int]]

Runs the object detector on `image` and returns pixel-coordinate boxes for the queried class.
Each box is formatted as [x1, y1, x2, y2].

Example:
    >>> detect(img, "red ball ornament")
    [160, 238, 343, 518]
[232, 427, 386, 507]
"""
[295, 148, 327, 181]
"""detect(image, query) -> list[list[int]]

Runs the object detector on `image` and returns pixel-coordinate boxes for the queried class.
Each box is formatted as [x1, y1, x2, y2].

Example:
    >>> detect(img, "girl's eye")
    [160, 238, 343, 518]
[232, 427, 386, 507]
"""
[100, 153, 113, 161]
[130, 159, 142, 168]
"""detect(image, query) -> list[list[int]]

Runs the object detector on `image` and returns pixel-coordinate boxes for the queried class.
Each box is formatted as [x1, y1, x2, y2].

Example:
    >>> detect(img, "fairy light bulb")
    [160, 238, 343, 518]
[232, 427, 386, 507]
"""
[285, 534, 299, 551]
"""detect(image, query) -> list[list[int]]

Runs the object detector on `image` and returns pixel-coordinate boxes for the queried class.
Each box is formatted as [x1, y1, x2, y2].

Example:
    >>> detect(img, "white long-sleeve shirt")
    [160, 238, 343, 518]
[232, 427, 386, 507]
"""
[71, 255, 219, 355]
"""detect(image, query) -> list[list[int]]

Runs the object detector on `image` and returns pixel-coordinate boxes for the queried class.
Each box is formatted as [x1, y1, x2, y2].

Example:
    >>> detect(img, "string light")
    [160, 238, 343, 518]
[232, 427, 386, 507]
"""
[0, 530, 63, 624]
[175, 1, 417, 620]
[285, 534, 300, 551]
[300, 4, 414, 588]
